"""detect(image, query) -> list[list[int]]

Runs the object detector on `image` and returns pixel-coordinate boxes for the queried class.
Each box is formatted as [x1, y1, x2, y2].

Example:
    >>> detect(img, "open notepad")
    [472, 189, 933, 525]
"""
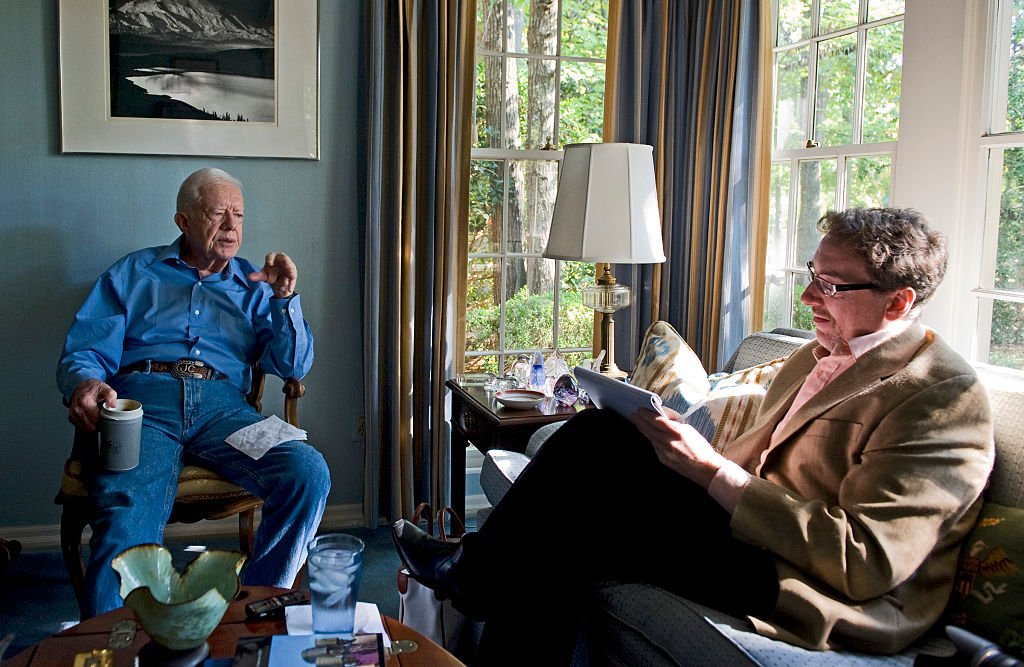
[574, 365, 666, 419]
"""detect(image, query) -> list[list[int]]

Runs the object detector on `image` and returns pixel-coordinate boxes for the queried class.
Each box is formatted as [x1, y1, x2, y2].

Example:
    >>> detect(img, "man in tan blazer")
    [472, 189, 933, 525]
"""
[394, 208, 995, 664]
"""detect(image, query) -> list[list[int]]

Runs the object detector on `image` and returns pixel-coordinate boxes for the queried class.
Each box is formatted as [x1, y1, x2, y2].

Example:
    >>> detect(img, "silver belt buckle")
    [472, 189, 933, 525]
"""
[172, 359, 205, 379]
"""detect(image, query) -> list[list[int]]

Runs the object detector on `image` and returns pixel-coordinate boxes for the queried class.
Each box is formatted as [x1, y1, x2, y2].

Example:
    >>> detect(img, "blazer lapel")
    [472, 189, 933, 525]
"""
[765, 323, 933, 451]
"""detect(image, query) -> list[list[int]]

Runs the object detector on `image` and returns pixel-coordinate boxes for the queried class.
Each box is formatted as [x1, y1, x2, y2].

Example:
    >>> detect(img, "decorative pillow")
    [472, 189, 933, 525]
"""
[683, 356, 790, 449]
[630, 320, 709, 414]
[945, 502, 1024, 657]
[685, 383, 767, 451]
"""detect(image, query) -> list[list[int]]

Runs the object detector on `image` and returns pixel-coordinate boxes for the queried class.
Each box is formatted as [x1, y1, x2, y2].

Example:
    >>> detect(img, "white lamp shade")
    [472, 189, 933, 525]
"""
[543, 143, 666, 264]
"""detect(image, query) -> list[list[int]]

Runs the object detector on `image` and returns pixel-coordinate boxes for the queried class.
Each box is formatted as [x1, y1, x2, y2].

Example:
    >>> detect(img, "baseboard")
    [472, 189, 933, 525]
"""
[1, 503, 366, 551]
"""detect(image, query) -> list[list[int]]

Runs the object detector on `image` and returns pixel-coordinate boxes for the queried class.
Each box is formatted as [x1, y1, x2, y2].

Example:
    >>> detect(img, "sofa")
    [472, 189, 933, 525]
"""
[477, 328, 1024, 666]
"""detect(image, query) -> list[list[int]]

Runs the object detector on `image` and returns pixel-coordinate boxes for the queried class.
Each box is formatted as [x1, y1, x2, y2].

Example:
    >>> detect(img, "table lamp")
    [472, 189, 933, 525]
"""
[543, 143, 666, 378]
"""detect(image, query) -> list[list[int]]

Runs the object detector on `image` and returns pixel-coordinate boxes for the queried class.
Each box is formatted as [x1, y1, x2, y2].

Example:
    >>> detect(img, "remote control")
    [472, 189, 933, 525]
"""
[244, 590, 309, 620]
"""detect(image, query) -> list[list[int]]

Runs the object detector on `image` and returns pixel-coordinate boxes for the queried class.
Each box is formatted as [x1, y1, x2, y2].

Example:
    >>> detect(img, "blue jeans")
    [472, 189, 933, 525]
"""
[83, 371, 331, 617]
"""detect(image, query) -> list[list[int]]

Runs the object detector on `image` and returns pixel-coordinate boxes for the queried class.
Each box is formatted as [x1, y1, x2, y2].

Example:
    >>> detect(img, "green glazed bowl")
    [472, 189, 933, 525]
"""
[111, 544, 246, 650]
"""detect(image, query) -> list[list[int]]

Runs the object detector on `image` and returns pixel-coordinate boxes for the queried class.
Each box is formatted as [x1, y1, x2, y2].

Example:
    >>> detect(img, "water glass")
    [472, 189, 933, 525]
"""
[307, 534, 365, 636]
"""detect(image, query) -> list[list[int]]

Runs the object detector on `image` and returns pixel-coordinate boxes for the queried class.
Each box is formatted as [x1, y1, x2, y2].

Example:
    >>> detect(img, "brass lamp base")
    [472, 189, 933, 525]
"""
[583, 264, 630, 379]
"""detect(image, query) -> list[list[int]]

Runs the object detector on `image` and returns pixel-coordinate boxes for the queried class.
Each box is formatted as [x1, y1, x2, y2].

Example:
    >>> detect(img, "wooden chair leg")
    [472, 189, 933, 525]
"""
[238, 507, 256, 557]
[60, 504, 90, 618]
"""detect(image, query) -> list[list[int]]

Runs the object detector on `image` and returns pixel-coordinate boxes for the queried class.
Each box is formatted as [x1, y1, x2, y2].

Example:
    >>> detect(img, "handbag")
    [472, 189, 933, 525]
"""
[397, 503, 482, 660]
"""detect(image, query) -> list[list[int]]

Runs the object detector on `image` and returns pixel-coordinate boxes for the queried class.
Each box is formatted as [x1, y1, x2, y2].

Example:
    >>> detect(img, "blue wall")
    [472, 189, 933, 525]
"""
[0, 1, 367, 527]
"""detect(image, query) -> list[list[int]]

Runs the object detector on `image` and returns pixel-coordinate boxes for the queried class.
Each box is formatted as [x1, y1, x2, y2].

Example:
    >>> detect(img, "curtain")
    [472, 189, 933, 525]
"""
[363, 0, 477, 525]
[605, 0, 772, 371]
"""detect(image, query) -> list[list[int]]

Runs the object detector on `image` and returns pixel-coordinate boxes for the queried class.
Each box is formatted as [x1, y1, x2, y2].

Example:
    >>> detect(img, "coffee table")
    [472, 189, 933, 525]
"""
[446, 378, 581, 519]
[5, 585, 463, 666]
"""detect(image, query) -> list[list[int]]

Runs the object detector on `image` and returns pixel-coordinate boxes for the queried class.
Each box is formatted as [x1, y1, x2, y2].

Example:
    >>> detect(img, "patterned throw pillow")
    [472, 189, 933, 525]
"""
[946, 502, 1024, 657]
[629, 320, 710, 414]
[685, 357, 788, 450]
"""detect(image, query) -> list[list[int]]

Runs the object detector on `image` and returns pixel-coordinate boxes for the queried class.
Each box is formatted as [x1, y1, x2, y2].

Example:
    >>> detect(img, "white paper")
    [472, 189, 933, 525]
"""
[284, 602, 390, 648]
[574, 365, 666, 418]
[224, 415, 307, 460]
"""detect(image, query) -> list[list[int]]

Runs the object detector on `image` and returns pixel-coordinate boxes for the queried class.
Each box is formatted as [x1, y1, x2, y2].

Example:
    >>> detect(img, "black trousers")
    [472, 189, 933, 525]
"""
[455, 409, 780, 666]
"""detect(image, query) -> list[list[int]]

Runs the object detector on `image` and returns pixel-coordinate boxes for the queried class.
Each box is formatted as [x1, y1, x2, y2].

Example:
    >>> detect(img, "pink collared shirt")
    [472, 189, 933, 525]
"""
[707, 318, 915, 513]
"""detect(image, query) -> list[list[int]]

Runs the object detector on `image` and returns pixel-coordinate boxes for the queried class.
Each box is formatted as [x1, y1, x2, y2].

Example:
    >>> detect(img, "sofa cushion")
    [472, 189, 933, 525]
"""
[975, 365, 1024, 508]
[946, 502, 1024, 656]
[630, 320, 710, 413]
[685, 357, 789, 449]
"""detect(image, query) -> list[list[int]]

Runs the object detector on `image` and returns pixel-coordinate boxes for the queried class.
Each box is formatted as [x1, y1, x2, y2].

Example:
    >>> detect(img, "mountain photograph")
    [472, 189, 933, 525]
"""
[108, 0, 276, 122]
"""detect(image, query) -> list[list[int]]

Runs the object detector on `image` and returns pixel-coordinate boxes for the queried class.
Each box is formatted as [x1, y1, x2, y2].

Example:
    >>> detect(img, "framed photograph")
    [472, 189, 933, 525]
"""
[59, 0, 319, 159]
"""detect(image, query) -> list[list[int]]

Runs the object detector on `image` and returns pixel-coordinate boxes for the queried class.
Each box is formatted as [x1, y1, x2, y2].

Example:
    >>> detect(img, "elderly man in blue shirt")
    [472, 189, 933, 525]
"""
[57, 167, 331, 618]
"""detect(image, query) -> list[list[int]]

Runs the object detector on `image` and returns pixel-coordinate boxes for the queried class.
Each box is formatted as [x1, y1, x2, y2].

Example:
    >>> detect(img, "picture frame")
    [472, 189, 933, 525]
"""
[58, 0, 319, 160]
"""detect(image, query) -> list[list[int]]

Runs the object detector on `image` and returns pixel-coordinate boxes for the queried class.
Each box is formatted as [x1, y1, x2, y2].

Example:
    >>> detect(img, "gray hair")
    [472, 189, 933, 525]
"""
[176, 168, 243, 213]
[817, 207, 948, 313]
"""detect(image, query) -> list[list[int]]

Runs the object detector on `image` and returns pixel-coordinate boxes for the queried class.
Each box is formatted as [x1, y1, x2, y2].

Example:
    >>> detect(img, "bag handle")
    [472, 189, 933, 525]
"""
[437, 506, 466, 541]
[411, 501, 434, 537]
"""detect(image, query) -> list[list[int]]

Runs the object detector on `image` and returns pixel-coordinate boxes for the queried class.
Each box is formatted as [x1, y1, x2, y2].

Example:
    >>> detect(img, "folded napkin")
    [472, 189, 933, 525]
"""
[225, 415, 307, 460]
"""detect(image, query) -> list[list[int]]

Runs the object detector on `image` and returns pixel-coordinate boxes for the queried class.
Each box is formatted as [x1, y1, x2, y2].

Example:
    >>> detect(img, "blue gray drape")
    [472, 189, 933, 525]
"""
[362, 1, 476, 524]
[605, 0, 772, 371]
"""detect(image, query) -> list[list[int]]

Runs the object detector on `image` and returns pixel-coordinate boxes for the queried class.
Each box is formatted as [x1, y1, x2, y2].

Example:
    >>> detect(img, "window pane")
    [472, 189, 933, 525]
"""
[514, 57, 557, 149]
[557, 261, 595, 351]
[792, 275, 814, 331]
[796, 159, 837, 263]
[764, 270, 789, 330]
[474, 56, 504, 148]
[465, 354, 499, 374]
[515, 0, 558, 56]
[477, 0, 506, 52]
[469, 160, 504, 254]
[774, 46, 810, 150]
[820, 0, 858, 34]
[508, 159, 558, 254]
[466, 257, 500, 354]
[814, 33, 857, 146]
[846, 155, 892, 207]
[868, 0, 904, 22]
[994, 0, 1024, 133]
[862, 21, 903, 143]
[562, 0, 609, 58]
[504, 256, 555, 351]
[989, 300, 1024, 370]
[768, 161, 792, 270]
[559, 59, 605, 145]
[777, 0, 811, 46]
[996, 147, 1024, 293]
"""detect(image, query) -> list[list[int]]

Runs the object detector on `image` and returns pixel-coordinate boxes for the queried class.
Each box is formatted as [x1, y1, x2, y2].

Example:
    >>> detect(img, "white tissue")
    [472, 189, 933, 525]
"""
[224, 415, 307, 460]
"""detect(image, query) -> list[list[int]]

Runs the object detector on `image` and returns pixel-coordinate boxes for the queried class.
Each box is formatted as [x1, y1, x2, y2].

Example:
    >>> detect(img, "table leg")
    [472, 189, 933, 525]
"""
[450, 429, 468, 523]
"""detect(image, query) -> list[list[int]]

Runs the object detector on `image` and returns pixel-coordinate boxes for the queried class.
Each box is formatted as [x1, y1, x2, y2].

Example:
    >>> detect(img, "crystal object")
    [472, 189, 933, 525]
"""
[553, 373, 580, 406]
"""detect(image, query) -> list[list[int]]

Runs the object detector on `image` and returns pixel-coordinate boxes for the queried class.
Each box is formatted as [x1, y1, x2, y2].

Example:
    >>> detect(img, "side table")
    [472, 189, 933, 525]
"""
[446, 379, 580, 520]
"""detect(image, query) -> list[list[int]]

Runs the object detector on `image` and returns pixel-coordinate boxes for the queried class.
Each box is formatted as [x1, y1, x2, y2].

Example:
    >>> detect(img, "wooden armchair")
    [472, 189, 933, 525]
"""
[53, 364, 305, 615]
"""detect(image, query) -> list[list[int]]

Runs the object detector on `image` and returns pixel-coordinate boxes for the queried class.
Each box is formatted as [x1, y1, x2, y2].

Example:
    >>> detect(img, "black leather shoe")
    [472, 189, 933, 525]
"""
[391, 519, 462, 596]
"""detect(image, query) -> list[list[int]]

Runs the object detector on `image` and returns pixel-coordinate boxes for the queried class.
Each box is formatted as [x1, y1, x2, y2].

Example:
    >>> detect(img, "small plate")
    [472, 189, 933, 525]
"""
[494, 389, 545, 410]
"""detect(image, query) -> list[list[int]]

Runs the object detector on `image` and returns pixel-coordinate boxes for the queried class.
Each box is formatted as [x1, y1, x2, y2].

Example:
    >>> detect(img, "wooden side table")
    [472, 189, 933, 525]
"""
[446, 379, 581, 520]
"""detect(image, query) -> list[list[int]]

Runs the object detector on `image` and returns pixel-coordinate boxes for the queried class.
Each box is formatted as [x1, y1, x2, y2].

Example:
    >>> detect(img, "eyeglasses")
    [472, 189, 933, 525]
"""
[806, 261, 877, 297]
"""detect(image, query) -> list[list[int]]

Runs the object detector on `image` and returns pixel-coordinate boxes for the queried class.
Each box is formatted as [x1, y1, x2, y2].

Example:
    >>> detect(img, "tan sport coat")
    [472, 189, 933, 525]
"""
[721, 323, 994, 653]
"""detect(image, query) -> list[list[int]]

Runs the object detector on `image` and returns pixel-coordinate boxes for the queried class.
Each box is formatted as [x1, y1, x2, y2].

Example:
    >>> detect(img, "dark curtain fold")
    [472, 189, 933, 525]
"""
[605, 0, 770, 371]
[362, 0, 476, 524]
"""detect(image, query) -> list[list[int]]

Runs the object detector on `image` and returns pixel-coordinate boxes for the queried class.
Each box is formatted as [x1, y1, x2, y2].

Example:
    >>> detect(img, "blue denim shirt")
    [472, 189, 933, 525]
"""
[57, 236, 314, 400]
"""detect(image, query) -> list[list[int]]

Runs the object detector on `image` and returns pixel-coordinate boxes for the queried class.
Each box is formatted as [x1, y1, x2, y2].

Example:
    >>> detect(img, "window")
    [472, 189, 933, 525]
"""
[764, 0, 904, 330]
[463, 0, 609, 376]
[971, 0, 1024, 370]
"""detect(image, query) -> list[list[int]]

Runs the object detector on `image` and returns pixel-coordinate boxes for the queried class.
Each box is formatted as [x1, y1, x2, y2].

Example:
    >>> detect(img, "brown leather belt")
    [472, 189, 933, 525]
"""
[121, 359, 226, 380]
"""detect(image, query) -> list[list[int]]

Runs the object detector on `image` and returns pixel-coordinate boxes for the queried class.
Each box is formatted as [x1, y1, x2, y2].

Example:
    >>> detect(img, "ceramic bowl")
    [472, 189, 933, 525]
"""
[111, 544, 246, 650]
[495, 389, 545, 410]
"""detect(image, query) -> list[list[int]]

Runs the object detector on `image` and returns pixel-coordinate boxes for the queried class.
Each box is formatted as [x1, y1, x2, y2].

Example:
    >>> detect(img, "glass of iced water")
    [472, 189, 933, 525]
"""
[307, 534, 366, 637]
